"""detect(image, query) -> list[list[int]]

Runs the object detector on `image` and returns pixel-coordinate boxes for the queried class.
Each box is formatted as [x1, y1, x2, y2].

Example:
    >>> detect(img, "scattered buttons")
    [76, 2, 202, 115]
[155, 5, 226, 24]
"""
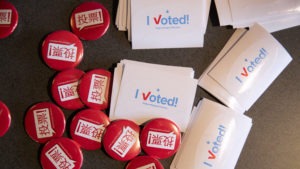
[0, 101, 11, 137]
[0, 1, 18, 39]
[51, 68, 85, 110]
[40, 137, 83, 169]
[70, 1, 110, 40]
[70, 108, 110, 150]
[78, 68, 111, 110]
[102, 119, 141, 161]
[41, 30, 84, 71]
[140, 118, 181, 159]
[24, 102, 66, 143]
[126, 155, 164, 169]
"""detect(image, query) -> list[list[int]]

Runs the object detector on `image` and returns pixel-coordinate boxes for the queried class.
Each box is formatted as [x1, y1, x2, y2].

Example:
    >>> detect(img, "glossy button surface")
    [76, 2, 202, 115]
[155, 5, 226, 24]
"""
[78, 69, 111, 110]
[41, 30, 84, 71]
[40, 137, 83, 169]
[24, 102, 66, 143]
[70, 1, 110, 40]
[102, 119, 141, 161]
[126, 155, 164, 169]
[70, 109, 110, 150]
[0, 101, 11, 137]
[140, 118, 181, 159]
[0, 1, 18, 39]
[51, 68, 85, 110]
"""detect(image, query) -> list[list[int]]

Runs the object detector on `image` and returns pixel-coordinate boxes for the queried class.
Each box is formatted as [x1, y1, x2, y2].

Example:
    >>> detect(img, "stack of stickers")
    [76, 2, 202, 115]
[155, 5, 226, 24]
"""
[109, 59, 198, 131]
[116, 0, 211, 49]
[214, 0, 300, 32]
[24, 67, 112, 169]
[171, 23, 293, 169]
[171, 98, 252, 169]
[198, 23, 293, 113]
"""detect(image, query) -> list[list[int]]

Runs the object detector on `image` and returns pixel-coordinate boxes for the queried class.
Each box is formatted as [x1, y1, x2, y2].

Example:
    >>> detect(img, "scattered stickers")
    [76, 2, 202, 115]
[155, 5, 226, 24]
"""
[214, 0, 300, 32]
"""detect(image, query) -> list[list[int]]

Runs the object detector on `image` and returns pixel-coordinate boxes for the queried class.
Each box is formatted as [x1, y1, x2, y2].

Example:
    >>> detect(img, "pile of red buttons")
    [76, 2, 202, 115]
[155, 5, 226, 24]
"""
[9, 1, 183, 169]
[21, 1, 110, 168]
[0, 0, 16, 138]
[1, 0, 182, 168]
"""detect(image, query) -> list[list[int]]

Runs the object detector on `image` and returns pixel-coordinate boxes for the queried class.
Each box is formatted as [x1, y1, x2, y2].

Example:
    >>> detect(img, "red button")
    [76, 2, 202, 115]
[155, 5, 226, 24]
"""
[126, 155, 164, 169]
[41, 30, 84, 71]
[78, 69, 111, 110]
[140, 118, 181, 159]
[40, 137, 83, 169]
[102, 119, 141, 161]
[70, 109, 110, 150]
[70, 1, 110, 40]
[51, 68, 85, 110]
[24, 102, 66, 143]
[0, 101, 11, 137]
[0, 1, 18, 39]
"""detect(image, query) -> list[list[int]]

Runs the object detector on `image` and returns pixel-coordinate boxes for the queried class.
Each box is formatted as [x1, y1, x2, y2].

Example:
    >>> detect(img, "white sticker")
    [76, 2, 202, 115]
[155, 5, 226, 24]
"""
[206, 24, 292, 111]
[75, 9, 104, 30]
[33, 108, 55, 139]
[170, 99, 253, 169]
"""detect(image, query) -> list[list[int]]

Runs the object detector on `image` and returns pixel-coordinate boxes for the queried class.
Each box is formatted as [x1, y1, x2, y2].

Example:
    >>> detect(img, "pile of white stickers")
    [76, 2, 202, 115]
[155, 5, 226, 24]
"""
[171, 98, 252, 169]
[108, 24, 293, 166]
[109, 59, 198, 131]
[198, 23, 292, 113]
[170, 23, 293, 169]
[115, 0, 211, 49]
[215, 0, 300, 32]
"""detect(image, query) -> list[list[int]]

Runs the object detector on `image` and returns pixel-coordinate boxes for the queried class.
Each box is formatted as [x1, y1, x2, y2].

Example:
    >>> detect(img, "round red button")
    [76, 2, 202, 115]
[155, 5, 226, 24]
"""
[24, 102, 66, 143]
[126, 155, 164, 169]
[78, 69, 111, 110]
[41, 30, 84, 71]
[51, 68, 85, 110]
[0, 1, 18, 39]
[140, 118, 181, 159]
[70, 109, 110, 150]
[102, 119, 141, 161]
[0, 101, 11, 137]
[40, 137, 83, 169]
[70, 1, 110, 40]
